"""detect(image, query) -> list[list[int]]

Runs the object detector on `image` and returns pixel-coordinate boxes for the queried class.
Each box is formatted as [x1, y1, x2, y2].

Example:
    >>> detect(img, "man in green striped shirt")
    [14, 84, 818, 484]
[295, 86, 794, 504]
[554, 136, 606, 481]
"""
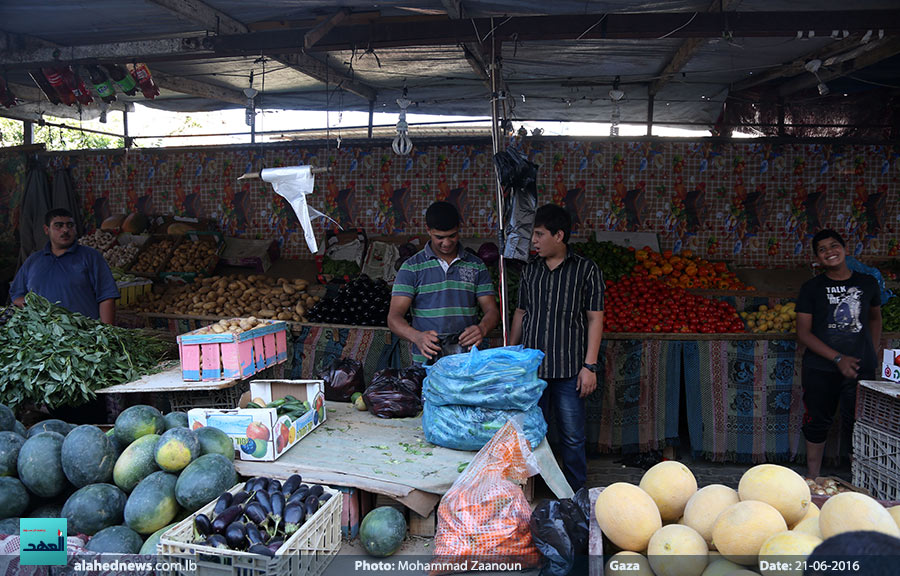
[388, 202, 499, 364]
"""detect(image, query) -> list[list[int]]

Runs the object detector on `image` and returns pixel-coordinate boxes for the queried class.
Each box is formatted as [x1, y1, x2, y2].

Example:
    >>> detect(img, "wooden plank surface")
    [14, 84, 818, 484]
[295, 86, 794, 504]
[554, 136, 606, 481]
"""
[95, 363, 240, 393]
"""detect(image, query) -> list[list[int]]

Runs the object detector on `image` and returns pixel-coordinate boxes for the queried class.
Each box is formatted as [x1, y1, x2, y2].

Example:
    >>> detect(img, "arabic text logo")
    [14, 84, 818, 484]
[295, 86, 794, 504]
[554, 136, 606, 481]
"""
[20, 518, 67, 566]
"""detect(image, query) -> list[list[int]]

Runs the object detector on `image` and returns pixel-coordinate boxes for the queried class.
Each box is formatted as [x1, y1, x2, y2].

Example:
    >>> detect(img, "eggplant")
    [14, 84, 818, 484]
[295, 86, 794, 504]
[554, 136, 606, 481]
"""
[225, 522, 247, 550]
[193, 513, 212, 541]
[304, 497, 319, 517]
[255, 490, 273, 515]
[212, 505, 243, 534]
[267, 538, 284, 550]
[318, 492, 333, 503]
[308, 484, 324, 498]
[244, 502, 268, 526]
[249, 543, 276, 557]
[206, 534, 229, 549]
[244, 477, 262, 492]
[282, 474, 302, 495]
[269, 479, 282, 493]
[284, 504, 305, 535]
[231, 490, 250, 507]
[287, 487, 308, 506]
[271, 492, 285, 523]
[245, 523, 264, 546]
[213, 492, 233, 516]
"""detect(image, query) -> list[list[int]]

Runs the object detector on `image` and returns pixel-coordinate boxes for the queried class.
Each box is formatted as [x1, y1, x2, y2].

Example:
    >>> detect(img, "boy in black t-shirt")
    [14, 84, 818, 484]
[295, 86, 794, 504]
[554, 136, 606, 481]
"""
[796, 230, 882, 479]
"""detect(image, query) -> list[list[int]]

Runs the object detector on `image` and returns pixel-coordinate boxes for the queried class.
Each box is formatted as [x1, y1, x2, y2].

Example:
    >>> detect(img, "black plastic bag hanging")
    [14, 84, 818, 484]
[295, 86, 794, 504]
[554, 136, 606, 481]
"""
[317, 358, 365, 402]
[529, 488, 591, 576]
[493, 147, 539, 261]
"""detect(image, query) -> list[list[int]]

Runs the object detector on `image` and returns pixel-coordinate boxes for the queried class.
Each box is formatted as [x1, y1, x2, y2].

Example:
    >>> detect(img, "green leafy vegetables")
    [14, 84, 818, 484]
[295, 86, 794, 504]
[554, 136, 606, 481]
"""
[0, 294, 171, 409]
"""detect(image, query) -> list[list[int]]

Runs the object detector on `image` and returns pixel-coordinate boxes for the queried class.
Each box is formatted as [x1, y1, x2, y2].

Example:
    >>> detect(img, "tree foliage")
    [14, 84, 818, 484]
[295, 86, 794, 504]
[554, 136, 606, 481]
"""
[0, 116, 124, 150]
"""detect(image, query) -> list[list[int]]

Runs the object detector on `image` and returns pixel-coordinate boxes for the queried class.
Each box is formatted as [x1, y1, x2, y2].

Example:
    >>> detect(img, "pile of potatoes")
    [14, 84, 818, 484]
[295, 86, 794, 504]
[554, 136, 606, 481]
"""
[132, 274, 317, 322]
[191, 317, 269, 336]
[167, 238, 219, 273]
[131, 238, 177, 275]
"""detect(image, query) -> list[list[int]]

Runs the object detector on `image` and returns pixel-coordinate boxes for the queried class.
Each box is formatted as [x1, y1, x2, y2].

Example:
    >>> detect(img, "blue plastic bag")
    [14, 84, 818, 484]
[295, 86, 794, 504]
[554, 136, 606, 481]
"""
[846, 256, 894, 305]
[422, 402, 547, 451]
[423, 346, 547, 411]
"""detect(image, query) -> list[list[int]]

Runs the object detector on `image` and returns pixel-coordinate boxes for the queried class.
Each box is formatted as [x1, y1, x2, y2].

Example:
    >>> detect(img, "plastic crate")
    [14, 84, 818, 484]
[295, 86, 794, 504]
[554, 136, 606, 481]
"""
[852, 420, 900, 481]
[852, 459, 900, 502]
[167, 380, 250, 412]
[158, 483, 341, 576]
[176, 320, 288, 381]
[856, 380, 900, 434]
[116, 279, 153, 308]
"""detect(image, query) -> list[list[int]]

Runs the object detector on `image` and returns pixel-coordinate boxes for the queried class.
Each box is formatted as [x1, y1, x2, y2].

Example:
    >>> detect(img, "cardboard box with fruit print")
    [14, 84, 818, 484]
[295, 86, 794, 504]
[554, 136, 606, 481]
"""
[882, 349, 900, 382]
[188, 379, 326, 462]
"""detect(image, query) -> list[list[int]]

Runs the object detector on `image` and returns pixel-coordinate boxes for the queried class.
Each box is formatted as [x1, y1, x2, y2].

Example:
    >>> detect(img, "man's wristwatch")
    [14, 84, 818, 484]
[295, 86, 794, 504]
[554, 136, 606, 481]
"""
[833, 354, 843, 365]
[583, 362, 600, 373]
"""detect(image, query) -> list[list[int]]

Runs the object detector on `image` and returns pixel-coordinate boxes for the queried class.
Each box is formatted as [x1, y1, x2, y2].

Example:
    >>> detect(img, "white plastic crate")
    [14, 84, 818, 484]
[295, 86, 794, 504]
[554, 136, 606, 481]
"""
[852, 459, 900, 502]
[852, 420, 900, 479]
[158, 482, 341, 576]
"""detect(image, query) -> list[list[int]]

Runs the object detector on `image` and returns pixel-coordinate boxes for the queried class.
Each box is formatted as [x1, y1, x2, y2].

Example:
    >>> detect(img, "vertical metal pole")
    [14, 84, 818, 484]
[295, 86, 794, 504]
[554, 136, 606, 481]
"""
[368, 99, 375, 139]
[647, 94, 655, 136]
[23, 120, 33, 145]
[489, 37, 509, 344]
[123, 109, 132, 149]
[250, 110, 256, 144]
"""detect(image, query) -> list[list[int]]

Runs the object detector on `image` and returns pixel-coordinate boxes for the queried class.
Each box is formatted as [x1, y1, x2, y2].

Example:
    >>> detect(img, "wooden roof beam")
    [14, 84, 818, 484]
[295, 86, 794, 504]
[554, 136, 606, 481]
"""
[150, 71, 247, 106]
[777, 36, 900, 96]
[649, 0, 740, 97]
[441, 1, 491, 88]
[304, 9, 351, 50]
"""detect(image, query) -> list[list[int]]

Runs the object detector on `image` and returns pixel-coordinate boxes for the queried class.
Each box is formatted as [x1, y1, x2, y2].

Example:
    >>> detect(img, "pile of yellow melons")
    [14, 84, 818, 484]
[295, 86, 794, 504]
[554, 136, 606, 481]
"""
[596, 462, 900, 576]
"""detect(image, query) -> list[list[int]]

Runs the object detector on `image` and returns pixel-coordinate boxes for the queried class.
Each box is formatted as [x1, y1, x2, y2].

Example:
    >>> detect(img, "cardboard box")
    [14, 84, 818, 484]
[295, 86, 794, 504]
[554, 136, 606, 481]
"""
[176, 319, 288, 381]
[881, 349, 900, 382]
[188, 380, 325, 462]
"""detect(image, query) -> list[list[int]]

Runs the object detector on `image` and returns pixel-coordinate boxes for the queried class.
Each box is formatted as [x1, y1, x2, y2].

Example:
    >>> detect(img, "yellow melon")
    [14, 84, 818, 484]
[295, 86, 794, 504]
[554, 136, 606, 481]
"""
[788, 502, 819, 529]
[684, 484, 741, 549]
[790, 516, 822, 540]
[819, 492, 900, 539]
[595, 483, 662, 552]
[757, 531, 822, 576]
[605, 551, 654, 576]
[738, 464, 811, 526]
[647, 524, 709, 576]
[712, 501, 788, 565]
[888, 505, 900, 530]
[640, 461, 698, 522]
[702, 558, 744, 576]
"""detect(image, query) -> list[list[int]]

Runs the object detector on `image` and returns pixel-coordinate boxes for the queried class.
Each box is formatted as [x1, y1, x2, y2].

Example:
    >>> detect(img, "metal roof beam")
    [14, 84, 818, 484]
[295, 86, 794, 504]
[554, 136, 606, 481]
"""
[150, 71, 247, 106]
[0, 37, 210, 68]
[145, 0, 375, 101]
[205, 11, 900, 53]
[649, 0, 740, 97]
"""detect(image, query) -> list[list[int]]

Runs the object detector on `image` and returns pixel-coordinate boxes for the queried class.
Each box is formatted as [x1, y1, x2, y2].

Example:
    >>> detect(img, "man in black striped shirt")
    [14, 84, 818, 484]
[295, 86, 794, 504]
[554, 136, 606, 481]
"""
[510, 204, 604, 491]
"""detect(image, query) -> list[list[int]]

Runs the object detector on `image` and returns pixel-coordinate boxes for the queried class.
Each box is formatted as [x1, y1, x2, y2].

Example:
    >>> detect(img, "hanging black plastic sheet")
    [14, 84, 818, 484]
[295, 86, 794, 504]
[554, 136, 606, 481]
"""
[493, 147, 539, 261]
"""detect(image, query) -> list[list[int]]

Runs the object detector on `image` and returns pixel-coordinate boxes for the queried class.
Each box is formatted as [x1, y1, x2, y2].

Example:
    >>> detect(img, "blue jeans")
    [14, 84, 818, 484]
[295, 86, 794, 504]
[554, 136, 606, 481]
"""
[540, 375, 587, 491]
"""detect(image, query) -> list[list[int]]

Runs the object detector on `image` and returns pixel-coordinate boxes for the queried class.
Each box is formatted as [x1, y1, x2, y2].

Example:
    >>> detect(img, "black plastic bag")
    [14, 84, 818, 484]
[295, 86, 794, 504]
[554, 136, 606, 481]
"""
[529, 488, 591, 576]
[493, 147, 539, 261]
[363, 368, 423, 418]
[317, 358, 365, 402]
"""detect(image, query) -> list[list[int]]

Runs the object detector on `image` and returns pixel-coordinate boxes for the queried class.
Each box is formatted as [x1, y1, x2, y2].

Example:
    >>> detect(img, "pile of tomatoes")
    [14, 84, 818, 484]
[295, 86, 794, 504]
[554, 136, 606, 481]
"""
[632, 248, 752, 291]
[605, 275, 746, 333]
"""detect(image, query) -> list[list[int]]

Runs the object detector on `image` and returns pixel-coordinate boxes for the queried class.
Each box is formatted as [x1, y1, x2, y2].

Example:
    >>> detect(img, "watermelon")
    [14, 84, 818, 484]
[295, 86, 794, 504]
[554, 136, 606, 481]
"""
[12, 421, 26, 438]
[113, 434, 160, 493]
[0, 405, 14, 432]
[0, 432, 25, 476]
[0, 477, 29, 519]
[124, 471, 179, 535]
[62, 483, 127, 536]
[359, 506, 407, 557]
[140, 522, 177, 555]
[114, 405, 166, 446]
[174, 454, 237, 512]
[154, 428, 201, 473]
[163, 412, 189, 430]
[17, 432, 68, 498]
[85, 525, 143, 554]
[106, 428, 127, 457]
[0, 517, 19, 535]
[195, 427, 235, 461]
[30, 502, 63, 518]
[61, 425, 117, 487]
[27, 419, 72, 438]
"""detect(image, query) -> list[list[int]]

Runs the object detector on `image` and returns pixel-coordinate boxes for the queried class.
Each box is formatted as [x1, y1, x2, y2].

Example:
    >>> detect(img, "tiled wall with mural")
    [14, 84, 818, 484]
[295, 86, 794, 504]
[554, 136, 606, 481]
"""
[5, 138, 898, 265]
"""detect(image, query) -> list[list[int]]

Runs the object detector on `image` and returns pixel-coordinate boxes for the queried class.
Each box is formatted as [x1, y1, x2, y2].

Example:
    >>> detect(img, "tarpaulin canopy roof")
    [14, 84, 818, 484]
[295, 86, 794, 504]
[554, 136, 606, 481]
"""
[1, 1, 899, 135]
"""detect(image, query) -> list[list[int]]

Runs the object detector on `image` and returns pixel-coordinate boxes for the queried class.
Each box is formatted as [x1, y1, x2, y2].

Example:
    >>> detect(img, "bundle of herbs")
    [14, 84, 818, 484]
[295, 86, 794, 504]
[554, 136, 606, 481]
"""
[0, 294, 171, 409]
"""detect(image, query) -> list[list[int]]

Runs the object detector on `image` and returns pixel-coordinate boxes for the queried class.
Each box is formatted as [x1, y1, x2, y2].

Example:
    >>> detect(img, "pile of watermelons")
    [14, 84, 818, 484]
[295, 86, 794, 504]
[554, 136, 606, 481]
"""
[0, 403, 238, 554]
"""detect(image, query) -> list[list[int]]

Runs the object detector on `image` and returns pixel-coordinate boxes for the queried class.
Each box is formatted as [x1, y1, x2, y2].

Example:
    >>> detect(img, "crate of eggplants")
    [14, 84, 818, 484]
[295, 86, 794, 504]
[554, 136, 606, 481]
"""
[305, 275, 391, 326]
[191, 474, 335, 557]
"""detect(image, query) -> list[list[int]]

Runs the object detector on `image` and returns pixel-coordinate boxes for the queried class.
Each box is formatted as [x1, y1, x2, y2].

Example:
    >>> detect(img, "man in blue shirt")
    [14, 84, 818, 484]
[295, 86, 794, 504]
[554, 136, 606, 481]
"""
[11, 208, 119, 323]
[388, 202, 499, 363]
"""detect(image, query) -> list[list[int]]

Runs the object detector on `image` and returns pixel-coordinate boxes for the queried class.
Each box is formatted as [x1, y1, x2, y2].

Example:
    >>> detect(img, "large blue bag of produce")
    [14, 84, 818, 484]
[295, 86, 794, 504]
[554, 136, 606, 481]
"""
[422, 402, 547, 451]
[423, 346, 546, 411]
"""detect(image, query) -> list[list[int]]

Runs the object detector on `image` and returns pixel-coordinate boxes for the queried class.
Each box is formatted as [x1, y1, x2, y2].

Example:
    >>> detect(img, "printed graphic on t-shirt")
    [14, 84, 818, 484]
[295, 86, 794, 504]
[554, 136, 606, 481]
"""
[826, 285, 862, 333]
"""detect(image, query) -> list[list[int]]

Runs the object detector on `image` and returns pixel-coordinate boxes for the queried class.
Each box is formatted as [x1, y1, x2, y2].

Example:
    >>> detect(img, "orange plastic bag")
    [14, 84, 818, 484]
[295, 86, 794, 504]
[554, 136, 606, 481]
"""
[431, 419, 541, 574]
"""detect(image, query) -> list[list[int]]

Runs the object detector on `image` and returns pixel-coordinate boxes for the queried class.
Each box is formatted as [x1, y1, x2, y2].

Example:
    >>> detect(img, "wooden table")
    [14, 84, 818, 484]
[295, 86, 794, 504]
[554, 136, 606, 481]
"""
[232, 403, 573, 519]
